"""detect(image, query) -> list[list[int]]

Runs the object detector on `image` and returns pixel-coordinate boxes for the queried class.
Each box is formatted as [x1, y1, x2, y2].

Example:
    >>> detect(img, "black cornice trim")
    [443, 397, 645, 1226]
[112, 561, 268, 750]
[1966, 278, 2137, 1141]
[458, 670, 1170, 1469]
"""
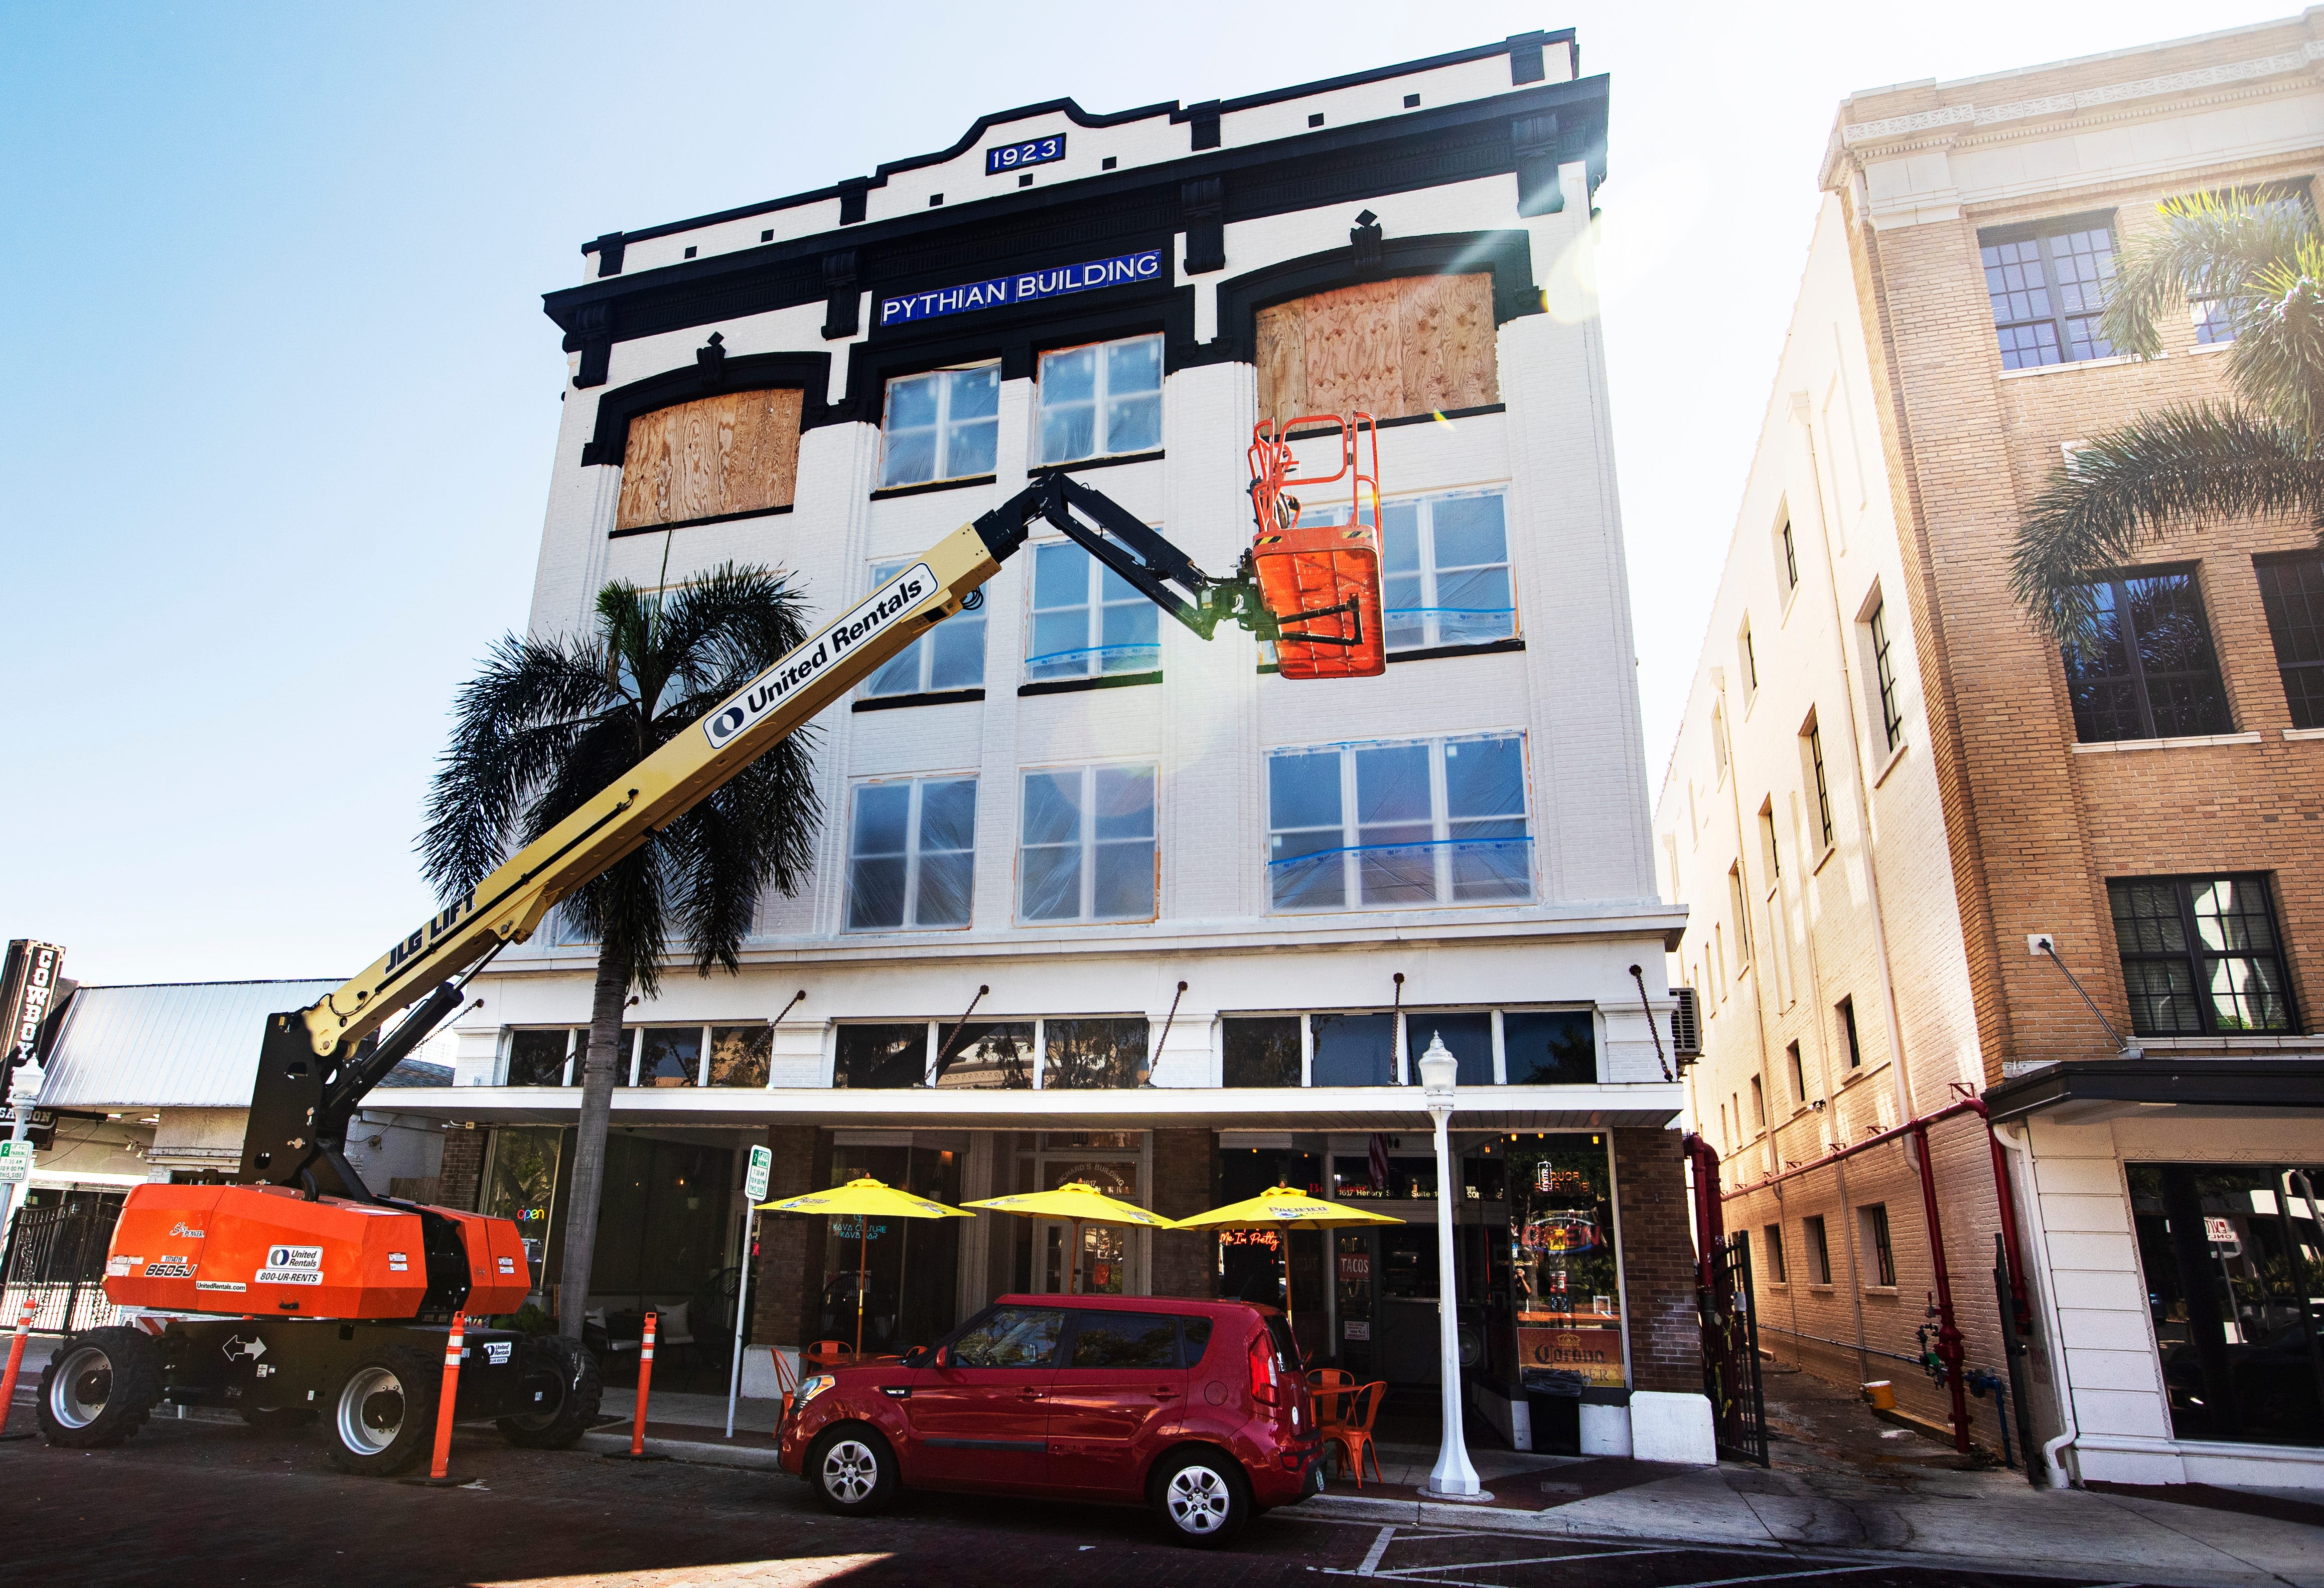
[868, 473, 997, 502]
[577, 34, 1582, 253]
[1983, 1057, 2324, 1122]
[852, 688, 986, 713]
[543, 76, 1606, 357]
[579, 351, 833, 463]
[607, 504, 794, 540]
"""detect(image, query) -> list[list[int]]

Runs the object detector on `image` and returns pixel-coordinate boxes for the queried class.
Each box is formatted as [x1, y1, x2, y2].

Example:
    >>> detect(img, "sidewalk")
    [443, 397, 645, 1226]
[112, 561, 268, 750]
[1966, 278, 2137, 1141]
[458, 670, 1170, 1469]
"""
[1296, 1371, 2324, 1588]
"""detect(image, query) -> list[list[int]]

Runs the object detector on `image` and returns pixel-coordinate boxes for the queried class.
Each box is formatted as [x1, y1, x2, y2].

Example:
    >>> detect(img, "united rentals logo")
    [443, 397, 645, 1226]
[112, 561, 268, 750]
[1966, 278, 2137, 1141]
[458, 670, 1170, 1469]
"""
[704, 564, 937, 751]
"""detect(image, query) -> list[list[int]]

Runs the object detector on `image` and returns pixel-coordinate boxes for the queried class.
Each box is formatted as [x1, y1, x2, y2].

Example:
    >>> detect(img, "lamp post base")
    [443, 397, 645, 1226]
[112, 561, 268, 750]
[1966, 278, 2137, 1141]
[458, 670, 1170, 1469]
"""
[1423, 1480, 1497, 1503]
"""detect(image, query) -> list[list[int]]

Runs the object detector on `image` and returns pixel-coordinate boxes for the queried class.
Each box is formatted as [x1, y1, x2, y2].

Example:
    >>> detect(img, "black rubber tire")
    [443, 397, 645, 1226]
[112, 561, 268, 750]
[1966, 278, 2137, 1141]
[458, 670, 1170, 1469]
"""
[322, 1344, 440, 1476]
[239, 1404, 317, 1432]
[1151, 1448, 1250, 1547]
[805, 1423, 899, 1516]
[36, 1327, 162, 1448]
[496, 1334, 603, 1449]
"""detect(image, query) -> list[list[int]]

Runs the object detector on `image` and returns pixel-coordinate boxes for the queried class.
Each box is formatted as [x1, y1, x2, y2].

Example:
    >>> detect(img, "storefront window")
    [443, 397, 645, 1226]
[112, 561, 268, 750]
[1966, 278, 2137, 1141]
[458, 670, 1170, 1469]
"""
[821, 1143, 963, 1354]
[2129, 1162, 2324, 1447]
[639, 1027, 700, 1087]
[931, 1021, 1033, 1089]
[505, 1029, 575, 1086]
[1222, 1016, 1301, 1087]
[833, 1023, 927, 1088]
[482, 1127, 563, 1277]
[708, 1026, 770, 1088]
[1332, 1154, 1436, 1200]
[1311, 1012, 1396, 1086]
[1407, 1015, 1491, 1086]
[1505, 1135, 1624, 1389]
[1042, 1017, 1150, 1088]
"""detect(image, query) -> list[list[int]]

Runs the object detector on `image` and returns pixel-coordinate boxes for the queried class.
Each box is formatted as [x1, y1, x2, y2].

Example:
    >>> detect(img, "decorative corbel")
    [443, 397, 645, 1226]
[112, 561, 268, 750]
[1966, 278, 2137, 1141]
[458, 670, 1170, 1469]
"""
[1181, 178, 1225, 275]
[1512, 114, 1564, 217]
[821, 250, 860, 340]
[566, 301, 614, 389]
[1349, 209, 1384, 272]
[695, 332, 727, 386]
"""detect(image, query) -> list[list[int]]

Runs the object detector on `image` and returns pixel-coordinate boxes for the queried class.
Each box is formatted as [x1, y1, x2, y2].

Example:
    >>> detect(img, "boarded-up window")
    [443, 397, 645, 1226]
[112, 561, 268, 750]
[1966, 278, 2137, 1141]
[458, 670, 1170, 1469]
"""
[1255, 273, 1497, 425]
[614, 388, 802, 532]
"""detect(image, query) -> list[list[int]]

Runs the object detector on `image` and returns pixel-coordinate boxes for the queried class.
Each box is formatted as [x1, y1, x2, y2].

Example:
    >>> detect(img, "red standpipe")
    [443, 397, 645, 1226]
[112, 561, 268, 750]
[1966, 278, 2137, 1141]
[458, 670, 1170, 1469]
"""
[1682, 1132, 1725, 1290]
[1909, 1120, 1971, 1453]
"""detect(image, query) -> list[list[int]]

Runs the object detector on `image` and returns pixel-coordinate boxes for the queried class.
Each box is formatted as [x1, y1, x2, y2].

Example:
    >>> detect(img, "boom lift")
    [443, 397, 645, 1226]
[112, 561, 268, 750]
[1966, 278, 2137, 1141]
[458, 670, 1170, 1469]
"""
[39, 460, 1386, 1473]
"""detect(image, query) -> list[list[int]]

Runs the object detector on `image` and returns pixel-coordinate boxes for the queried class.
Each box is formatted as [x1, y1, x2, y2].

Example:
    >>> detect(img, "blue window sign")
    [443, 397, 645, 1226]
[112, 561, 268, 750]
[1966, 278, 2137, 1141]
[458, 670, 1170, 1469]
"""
[986, 133, 1066, 175]
[880, 248, 1164, 327]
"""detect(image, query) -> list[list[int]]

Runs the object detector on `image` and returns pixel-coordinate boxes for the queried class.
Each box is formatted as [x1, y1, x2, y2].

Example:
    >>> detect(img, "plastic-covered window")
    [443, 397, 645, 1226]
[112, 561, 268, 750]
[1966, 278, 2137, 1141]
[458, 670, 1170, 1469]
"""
[1026, 540, 1161, 681]
[880, 364, 1001, 488]
[1019, 763, 1157, 922]
[864, 559, 984, 696]
[845, 776, 977, 931]
[1037, 335, 1163, 463]
[1266, 734, 1530, 912]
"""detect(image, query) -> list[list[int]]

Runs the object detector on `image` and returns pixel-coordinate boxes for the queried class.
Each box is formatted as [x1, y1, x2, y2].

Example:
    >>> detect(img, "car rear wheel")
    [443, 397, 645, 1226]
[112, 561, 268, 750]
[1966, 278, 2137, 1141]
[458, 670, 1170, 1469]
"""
[807, 1423, 898, 1515]
[1153, 1449, 1248, 1547]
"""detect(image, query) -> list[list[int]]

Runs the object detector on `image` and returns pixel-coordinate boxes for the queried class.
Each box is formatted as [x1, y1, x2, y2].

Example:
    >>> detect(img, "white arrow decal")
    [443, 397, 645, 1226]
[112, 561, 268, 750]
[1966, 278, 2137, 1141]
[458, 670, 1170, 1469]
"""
[221, 1335, 267, 1362]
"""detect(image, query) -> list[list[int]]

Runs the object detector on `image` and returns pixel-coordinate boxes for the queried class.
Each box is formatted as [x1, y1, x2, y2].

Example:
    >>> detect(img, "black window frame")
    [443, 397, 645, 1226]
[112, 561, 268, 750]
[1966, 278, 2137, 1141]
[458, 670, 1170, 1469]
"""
[1868, 598, 1904, 753]
[1786, 1039, 1804, 1103]
[2063, 566, 2234, 743]
[1838, 996, 1863, 1070]
[1763, 1223, 1787, 1283]
[1977, 211, 2119, 369]
[1806, 721, 1834, 849]
[2255, 551, 2324, 730]
[2107, 873, 2299, 1038]
[1802, 1214, 1832, 1285]
[1861, 1204, 1897, 1287]
[1780, 519, 1799, 593]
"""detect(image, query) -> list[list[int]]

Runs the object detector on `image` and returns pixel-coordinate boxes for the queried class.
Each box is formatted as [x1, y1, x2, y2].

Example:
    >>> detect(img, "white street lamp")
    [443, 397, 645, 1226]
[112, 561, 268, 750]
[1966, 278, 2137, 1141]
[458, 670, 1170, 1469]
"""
[1417, 1033, 1489, 1501]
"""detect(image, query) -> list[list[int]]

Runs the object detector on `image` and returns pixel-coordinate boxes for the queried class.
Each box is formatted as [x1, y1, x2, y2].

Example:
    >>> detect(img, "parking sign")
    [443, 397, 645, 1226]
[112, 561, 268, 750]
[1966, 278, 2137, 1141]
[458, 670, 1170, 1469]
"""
[746, 1145, 773, 1204]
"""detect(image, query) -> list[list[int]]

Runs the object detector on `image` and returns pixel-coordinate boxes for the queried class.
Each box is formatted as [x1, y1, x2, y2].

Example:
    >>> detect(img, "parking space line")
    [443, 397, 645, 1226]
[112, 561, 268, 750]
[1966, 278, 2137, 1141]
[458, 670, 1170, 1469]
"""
[1357, 1526, 1399, 1575]
[1373, 1546, 1688, 1578]
[1650, 1564, 1887, 1588]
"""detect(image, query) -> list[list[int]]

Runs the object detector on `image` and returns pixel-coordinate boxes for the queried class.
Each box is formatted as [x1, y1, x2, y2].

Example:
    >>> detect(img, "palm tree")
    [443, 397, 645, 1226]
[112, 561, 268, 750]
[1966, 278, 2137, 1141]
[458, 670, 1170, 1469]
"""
[2009, 190, 2324, 646]
[421, 563, 821, 1341]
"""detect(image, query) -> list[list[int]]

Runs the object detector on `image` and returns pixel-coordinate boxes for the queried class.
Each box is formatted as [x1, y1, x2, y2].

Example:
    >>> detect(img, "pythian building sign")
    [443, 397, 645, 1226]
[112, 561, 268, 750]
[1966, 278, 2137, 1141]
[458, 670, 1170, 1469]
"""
[879, 249, 1163, 326]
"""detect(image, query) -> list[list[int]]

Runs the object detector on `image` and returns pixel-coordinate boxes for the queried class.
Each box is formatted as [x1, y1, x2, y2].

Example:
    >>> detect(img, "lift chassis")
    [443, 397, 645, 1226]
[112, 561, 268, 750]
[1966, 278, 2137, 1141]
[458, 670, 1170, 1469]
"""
[39, 467, 1377, 1473]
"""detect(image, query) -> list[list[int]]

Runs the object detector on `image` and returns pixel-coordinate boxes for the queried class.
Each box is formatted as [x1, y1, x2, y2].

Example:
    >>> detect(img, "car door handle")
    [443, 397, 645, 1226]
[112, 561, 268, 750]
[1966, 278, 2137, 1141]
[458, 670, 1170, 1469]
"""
[1019, 1387, 1045, 1400]
[1151, 1387, 1179, 1399]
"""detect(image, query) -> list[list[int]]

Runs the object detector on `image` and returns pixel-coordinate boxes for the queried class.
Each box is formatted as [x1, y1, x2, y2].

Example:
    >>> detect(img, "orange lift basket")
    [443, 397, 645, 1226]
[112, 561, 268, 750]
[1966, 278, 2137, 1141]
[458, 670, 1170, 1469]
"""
[1246, 413, 1387, 679]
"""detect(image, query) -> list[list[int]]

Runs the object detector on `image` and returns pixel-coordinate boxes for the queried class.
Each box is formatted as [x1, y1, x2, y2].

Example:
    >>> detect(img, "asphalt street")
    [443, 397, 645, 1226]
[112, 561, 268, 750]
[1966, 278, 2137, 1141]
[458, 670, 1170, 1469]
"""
[0, 1412, 2162, 1588]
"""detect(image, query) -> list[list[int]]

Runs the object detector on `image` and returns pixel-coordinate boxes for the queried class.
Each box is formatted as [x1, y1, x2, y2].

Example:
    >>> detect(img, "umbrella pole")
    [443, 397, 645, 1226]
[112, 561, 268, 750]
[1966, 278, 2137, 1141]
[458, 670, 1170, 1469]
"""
[855, 1222, 867, 1358]
[1281, 1231, 1297, 1360]
[1069, 1220, 1081, 1295]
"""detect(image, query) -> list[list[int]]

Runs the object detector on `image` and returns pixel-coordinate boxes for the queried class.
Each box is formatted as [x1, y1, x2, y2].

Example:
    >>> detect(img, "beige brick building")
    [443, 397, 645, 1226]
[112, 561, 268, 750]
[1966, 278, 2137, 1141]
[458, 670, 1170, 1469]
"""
[1658, 13, 2324, 1489]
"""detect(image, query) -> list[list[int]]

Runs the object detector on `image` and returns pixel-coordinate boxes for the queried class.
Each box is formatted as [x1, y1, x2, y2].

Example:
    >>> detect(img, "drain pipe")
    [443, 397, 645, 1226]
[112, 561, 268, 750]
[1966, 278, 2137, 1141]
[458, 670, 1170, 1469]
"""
[1995, 1120, 2079, 1488]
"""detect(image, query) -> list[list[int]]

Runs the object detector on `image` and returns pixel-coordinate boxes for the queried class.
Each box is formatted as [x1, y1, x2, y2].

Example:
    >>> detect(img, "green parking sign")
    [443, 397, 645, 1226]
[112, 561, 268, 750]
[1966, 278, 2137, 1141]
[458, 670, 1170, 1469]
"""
[745, 1144, 772, 1203]
[0, 1141, 34, 1183]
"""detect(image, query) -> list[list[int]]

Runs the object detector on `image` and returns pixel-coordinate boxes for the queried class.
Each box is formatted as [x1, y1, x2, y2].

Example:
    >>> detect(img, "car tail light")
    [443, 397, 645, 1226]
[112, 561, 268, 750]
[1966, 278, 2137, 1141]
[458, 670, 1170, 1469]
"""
[1247, 1329, 1283, 1407]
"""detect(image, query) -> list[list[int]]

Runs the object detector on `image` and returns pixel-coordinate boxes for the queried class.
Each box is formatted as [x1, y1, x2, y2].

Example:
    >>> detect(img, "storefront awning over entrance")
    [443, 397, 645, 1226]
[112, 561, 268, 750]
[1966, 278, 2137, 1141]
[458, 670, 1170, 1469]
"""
[1984, 1056, 2324, 1125]
[374, 1082, 1682, 1133]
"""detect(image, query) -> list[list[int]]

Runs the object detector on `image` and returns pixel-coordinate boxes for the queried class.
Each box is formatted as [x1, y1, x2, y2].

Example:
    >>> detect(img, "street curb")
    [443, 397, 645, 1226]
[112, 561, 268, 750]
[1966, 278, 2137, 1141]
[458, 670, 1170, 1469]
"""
[578, 1427, 788, 1472]
[1300, 1493, 2301, 1588]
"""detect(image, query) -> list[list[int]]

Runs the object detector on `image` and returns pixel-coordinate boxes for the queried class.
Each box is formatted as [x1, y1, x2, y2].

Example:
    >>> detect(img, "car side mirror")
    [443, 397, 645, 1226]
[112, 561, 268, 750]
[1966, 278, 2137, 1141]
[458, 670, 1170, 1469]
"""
[901, 1345, 929, 1369]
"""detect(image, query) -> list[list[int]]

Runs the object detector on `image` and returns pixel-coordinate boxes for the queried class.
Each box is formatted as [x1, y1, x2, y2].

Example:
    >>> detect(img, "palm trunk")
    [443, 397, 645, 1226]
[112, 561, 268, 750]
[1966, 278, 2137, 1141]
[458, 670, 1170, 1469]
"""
[556, 947, 630, 1341]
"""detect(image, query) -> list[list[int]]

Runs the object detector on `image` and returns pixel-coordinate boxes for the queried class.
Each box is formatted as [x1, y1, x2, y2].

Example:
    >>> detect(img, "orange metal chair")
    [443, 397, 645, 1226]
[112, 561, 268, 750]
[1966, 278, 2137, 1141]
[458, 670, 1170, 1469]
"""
[803, 1339, 854, 1370]
[1306, 1367, 1354, 1435]
[1322, 1380, 1387, 1489]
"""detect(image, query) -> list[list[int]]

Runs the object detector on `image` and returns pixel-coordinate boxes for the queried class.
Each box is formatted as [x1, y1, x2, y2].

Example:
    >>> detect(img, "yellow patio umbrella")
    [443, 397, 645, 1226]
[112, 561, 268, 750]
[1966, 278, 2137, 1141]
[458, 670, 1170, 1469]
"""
[758, 1176, 975, 1357]
[1174, 1185, 1403, 1346]
[964, 1181, 1176, 1295]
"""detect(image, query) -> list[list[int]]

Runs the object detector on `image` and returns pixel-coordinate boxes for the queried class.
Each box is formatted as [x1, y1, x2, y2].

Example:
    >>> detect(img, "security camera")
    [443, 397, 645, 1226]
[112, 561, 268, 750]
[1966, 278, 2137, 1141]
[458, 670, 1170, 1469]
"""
[1809, 1098, 1827, 1113]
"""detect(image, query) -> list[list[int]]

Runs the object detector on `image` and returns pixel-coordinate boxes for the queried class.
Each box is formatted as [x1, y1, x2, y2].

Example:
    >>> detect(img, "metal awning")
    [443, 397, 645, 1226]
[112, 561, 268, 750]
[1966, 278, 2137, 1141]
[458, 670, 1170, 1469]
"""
[1983, 1057, 2324, 1125]
[38, 980, 340, 1109]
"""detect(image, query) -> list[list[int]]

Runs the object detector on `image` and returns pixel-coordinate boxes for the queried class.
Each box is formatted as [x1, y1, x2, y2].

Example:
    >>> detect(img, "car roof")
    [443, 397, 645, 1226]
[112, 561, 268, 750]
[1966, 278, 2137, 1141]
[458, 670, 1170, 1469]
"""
[992, 1293, 1270, 1319]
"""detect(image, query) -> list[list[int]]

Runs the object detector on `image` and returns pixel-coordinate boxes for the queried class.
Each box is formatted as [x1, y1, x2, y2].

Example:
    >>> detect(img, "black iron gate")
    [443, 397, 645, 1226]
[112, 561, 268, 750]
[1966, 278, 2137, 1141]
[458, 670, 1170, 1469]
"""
[1700, 1232, 1769, 1465]
[1, 1193, 125, 1333]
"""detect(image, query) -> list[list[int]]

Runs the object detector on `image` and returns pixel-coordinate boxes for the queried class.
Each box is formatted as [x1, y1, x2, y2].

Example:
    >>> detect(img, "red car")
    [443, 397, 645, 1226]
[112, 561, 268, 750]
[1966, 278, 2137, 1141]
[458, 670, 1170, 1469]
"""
[777, 1294, 1323, 1546]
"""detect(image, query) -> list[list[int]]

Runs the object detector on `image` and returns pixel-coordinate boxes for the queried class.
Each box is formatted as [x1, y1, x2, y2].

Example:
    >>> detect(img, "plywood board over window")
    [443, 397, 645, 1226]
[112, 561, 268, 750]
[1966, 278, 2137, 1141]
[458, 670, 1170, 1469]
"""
[615, 387, 803, 532]
[1255, 273, 1498, 426]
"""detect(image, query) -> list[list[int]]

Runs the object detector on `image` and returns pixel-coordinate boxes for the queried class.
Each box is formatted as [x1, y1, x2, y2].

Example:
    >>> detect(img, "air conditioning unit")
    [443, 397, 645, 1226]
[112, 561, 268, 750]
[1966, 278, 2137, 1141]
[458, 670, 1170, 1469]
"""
[1670, 987, 1702, 1065]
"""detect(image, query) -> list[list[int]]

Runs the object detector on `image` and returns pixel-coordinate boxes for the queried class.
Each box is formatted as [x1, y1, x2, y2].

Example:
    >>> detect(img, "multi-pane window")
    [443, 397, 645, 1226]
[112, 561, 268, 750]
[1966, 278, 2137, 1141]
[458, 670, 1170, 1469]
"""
[2063, 570, 2231, 742]
[845, 775, 977, 930]
[1980, 220, 2117, 369]
[2192, 297, 2236, 346]
[1861, 1205, 1897, 1287]
[1805, 721, 1834, 849]
[2109, 875, 2295, 1036]
[1315, 491, 1514, 652]
[863, 559, 984, 697]
[1019, 762, 1157, 923]
[1224, 1008, 1591, 1086]
[1265, 733, 1531, 912]
[1036, 335, 1162, 463]
[1838, 996, 1863, 1069]
[879, 364, 1001, 488]
[1802, 1214, 1833, 1284]
[1026, 540, 1160, 681]
[2255, 554, 2324, 730]
[535, 1024, 769, 1088]
[1868, 598, 1904, 752]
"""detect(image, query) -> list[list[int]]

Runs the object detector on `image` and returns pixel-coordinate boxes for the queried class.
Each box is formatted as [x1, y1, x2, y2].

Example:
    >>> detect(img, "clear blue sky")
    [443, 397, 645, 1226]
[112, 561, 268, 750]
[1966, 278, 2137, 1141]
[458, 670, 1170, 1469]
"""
[2, 1, 2291, 984]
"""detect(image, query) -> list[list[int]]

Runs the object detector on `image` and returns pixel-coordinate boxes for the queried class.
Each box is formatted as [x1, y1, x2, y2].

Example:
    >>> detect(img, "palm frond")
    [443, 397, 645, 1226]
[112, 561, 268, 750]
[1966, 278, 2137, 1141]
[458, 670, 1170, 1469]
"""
[2101, 189, 2319, 359]
[2230, 239, 2324, 437]
[2009, 403, 2324, 646]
